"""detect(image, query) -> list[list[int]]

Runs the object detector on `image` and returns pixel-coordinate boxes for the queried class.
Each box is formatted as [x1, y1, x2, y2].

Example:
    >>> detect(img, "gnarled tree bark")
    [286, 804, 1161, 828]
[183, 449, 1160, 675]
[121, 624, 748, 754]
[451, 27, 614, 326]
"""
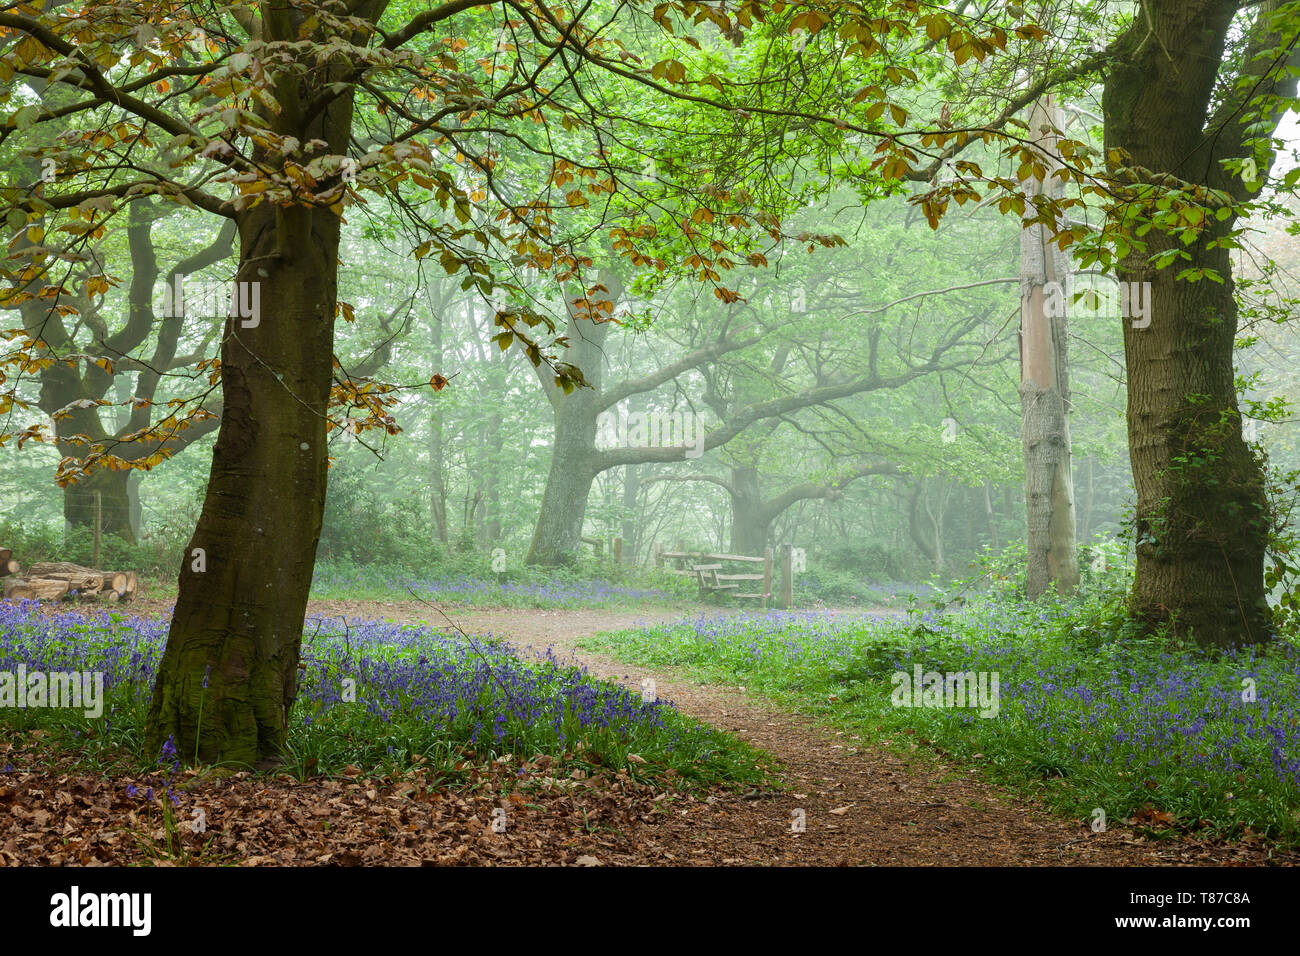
[1103, 0, 1299, 646]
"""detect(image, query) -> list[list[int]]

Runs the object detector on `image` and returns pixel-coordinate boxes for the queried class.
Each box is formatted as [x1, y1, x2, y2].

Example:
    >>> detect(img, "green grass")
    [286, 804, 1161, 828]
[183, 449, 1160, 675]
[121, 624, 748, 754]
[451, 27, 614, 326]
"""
[579, 588, 1300, 847]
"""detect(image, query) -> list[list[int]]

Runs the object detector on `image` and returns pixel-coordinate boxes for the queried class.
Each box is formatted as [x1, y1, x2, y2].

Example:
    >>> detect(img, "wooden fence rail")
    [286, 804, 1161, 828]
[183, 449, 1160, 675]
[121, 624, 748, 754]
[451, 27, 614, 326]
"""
[654, 542, 793, 607]
[580, 536, 624, 563]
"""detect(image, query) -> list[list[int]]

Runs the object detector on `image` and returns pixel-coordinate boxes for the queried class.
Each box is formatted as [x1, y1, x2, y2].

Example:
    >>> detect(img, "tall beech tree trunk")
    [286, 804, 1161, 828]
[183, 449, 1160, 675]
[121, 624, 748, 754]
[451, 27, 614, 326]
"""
[146, 202, 343, 765]
[619, 393, 648, 562]
[482, 341, 505, 545]
[127, 473, 142, 540]
[1081, 458, 1095, 543]
[984, 481, 998, 551]
[427, 294, 449, 545]
[923, 478, 946, 573]
[525, 275, 616, 566]
[63, 469, 134, 543]
[622, 462, 640, 562]
[729, 465, 767, 553]
[1019, 96, 1079, 599]
[527, 387, 605, 566]
[139, 0, 378, 762]
[1103, 0, 1299, 647]
[908, 481, 935, 565]
[484, 412, 504, 545]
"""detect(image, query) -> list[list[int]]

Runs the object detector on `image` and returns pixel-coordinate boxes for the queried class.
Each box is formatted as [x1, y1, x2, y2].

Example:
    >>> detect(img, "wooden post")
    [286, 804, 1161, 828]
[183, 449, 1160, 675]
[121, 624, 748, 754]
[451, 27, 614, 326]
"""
[613, 537, 623, 565]
[653, 541, 663, 568]
[676, 538, 687, 571]
[763, 547, 773, 609]
[92, 492, 102, 569]
[780, 543, 793, 609]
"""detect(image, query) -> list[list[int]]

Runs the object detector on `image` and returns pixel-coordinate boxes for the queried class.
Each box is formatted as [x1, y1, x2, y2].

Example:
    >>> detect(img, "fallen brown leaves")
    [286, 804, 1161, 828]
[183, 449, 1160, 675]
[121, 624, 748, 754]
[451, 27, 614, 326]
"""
[0, 734, 716, 866]
[3, 725, 1297, 867]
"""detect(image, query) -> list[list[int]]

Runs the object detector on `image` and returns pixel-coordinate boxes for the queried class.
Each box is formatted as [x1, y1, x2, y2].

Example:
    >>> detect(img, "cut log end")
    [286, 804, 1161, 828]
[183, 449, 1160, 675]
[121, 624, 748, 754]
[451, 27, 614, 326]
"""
[2, 561, 139, 603]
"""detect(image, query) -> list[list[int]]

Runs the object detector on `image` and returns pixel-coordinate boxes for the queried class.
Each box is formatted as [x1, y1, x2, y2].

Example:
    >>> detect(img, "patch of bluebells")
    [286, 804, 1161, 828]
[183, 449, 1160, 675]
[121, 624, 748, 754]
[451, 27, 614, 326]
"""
[296, 616, 676, 756]
[906, 603, 1300, 787]
[602, 602, 1300, 803]
[0, 600, 168, 719]
[0, 600, 720, 776]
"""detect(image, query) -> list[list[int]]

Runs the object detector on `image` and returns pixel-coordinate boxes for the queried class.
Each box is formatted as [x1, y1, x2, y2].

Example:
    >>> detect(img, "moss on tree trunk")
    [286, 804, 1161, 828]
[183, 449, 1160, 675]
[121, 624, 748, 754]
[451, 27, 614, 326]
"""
[1102, 0, 1292, 647]
[145, 204, 340, 765]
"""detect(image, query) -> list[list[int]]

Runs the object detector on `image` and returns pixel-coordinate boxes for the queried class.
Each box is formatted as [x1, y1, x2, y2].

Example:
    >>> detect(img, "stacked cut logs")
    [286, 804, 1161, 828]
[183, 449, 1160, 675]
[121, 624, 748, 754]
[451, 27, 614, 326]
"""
[1, 555, 138, 603]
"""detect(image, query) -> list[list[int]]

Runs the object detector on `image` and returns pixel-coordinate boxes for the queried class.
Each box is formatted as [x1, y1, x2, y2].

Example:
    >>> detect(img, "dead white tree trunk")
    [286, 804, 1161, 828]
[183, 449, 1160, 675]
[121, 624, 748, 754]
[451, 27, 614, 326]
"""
[1019, 95, 1080, 599]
